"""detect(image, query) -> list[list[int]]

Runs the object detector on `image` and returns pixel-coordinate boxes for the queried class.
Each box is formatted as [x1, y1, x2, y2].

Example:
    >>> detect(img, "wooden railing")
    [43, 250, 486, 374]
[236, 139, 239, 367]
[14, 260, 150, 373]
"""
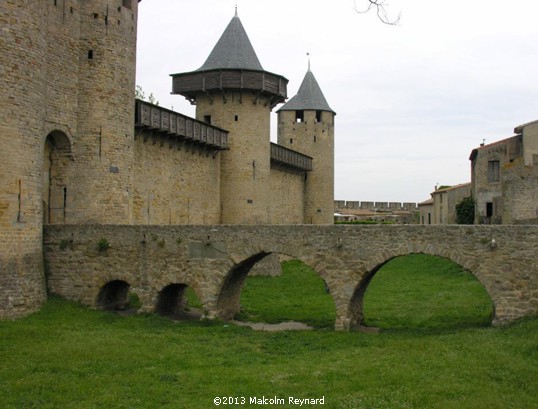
[270, 143, 312, 172]
[135, 99, 228, 150]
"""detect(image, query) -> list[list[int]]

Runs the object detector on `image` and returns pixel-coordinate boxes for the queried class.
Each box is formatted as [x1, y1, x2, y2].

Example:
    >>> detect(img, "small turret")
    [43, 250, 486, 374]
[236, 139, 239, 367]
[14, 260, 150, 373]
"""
[277, 65, 335, 224]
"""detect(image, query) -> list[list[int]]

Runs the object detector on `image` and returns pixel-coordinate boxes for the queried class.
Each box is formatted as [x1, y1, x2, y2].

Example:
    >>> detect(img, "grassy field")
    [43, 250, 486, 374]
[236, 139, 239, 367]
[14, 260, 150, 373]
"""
[362, 254, 494, 331]
[236, 259, 336, 328]
[1, 254, 537, 408]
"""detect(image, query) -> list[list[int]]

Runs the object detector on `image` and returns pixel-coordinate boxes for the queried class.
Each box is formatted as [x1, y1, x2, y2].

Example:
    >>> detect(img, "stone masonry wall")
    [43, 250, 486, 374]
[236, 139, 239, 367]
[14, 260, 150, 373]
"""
[522, 121, 538, 166]
[268, 167, 305, 224]
[472, 136, 521, 224]
[132, 131, 222, 225]
[502, 157, 538, 224]
[44, 224, 538, 330]
[0, 1, 48, 319]
[72, 0, 138, 224]
[0, 1, 139, 319]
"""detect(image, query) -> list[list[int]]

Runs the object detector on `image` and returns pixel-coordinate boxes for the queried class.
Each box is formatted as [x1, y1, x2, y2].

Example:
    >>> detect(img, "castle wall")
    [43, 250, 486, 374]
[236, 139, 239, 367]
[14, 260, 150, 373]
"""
[0, 1, 48, 318]
[0, 1, 140, 319]
[269, 167, 305, 224]
[196, 91, 272, 224]
[132, 132, 222, 225]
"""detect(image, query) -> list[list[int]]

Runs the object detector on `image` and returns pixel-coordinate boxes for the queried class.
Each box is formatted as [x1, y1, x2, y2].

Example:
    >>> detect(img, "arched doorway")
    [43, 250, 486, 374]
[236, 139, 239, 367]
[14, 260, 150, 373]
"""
[42, 131, 71, 224]
[351, 253, 494, 331]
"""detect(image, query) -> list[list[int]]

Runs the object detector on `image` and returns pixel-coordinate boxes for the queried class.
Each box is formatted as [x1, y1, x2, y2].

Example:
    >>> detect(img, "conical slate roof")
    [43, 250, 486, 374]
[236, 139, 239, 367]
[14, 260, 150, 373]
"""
[197, 12, 263, 71]
[278, 69, 335, 114]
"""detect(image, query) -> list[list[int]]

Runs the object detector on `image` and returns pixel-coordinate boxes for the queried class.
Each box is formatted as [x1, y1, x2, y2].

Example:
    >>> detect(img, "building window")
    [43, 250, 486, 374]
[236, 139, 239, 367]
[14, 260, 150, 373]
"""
[315, 110, 322, 123]
[295, 110, 304, 123]
[204, 115, 211, 124]
[488, 160, 500, 182]
[122, 0, 132, 9]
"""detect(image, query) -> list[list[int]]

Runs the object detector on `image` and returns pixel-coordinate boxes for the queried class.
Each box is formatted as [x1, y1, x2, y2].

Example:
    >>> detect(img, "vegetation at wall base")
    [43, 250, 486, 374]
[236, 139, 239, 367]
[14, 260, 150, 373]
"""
[1, 255, 536, 409]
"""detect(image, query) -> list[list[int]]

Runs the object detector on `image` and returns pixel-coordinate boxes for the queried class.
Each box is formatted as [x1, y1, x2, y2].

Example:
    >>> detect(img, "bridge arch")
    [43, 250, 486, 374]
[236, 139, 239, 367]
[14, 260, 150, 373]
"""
[216, 252, 270, 320]
[348, 252, 495, 329]
[216, 250, 334, 323]
[155, 283, 202, 318]
[97, 279, 131, 311]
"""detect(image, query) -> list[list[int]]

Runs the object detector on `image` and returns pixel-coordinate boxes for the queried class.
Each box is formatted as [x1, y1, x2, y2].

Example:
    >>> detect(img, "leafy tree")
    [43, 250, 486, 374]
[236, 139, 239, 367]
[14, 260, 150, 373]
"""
[456, 196, 475, 224]
[135, 85, 159, 106]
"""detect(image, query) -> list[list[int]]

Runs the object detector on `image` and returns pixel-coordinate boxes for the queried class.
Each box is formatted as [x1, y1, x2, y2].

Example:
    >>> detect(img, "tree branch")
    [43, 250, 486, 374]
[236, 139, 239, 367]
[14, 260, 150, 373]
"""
[354, 0, 401, 25]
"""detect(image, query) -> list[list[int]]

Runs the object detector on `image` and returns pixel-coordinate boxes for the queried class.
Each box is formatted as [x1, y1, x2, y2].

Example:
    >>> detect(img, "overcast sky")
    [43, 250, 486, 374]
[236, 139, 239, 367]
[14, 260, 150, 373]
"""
[136, 0, 538, 203]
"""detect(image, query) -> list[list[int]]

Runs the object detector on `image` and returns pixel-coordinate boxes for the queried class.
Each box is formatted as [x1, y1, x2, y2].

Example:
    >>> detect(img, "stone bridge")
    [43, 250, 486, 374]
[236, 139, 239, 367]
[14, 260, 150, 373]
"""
[43, 225, 538, 330]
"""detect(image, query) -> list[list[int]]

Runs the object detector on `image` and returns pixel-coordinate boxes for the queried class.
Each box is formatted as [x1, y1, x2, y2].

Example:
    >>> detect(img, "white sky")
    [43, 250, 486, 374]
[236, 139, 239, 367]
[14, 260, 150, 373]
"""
[136, 0, 538, 203]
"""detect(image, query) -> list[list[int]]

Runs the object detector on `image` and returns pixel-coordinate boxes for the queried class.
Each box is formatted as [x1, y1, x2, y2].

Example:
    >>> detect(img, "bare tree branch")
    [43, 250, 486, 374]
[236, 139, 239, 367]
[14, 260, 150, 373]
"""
[354, 0, 401, 25]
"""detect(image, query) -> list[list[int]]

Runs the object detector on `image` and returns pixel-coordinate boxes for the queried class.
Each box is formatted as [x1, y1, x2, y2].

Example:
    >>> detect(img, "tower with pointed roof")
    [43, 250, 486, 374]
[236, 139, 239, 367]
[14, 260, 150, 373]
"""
[277, 66, 336, 224]
[172, 11, 288, 224]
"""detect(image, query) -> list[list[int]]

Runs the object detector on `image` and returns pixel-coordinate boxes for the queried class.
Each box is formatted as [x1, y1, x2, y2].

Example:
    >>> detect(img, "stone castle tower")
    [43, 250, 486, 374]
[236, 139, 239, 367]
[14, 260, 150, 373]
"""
[171, 11, 289, 224]
[0, 0, 139, 319]
[278, 65, 336, 224]
[171, 11, 335, 225]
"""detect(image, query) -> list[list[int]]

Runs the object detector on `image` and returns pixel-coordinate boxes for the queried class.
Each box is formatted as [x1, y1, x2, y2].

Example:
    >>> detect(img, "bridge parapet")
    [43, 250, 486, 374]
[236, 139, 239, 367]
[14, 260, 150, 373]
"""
[43, 224, 538, 329]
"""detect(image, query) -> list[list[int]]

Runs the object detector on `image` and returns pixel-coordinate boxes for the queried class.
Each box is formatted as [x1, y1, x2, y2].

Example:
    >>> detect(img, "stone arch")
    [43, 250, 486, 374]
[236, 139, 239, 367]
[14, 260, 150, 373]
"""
[97, 280, 130, 310]
[43, 130, 73, 224]
[155, 283, 202, 318]
[216, 249, 335, 323]
[216, 252, 270, 320]
[347, 251, 495, 329]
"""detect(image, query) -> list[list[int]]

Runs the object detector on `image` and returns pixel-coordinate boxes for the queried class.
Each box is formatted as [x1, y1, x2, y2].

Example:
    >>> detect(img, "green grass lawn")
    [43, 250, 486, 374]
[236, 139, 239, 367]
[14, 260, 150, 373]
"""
[362, 254, 494, 331]
[237, 259, 336, 328]
[1, 254, 537, 409]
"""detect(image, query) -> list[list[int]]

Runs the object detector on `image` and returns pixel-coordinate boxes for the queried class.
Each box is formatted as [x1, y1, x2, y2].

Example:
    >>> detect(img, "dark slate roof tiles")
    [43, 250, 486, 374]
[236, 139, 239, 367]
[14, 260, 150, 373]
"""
[278, 69, 335, 114]
[197, 14, 263, 72]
